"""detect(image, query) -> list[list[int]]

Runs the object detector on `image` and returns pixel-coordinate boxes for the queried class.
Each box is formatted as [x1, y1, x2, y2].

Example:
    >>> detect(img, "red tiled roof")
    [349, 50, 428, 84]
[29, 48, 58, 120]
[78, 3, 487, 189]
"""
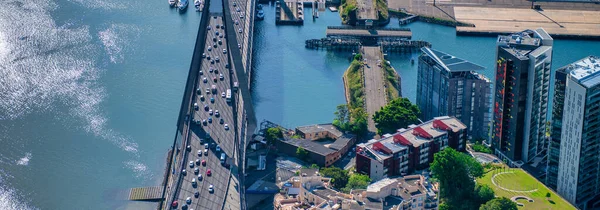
[433, 120, 451, 131]
[373, 142, 392, 154]
[412, 127, 433, 139]
[393, 134, 412, 146]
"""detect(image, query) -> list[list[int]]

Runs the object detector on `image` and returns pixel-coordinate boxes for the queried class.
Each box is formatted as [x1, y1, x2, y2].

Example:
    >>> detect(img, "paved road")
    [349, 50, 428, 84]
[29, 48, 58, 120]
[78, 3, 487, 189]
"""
[362, 46, 387, 134]
[356, 0, 377, 20]
[174, 15, 238, 210]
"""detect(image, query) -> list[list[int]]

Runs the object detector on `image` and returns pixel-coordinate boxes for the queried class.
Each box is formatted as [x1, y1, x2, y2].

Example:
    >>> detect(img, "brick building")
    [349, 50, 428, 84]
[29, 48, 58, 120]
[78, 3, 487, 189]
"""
[356, 116, 467, 181]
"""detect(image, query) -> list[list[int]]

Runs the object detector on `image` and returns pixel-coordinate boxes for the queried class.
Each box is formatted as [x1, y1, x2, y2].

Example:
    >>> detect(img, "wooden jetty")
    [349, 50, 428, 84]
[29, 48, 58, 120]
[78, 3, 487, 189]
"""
[305, 38, 430, 52]
[128, 186, 164, 201]
[326, 26, 412, 39]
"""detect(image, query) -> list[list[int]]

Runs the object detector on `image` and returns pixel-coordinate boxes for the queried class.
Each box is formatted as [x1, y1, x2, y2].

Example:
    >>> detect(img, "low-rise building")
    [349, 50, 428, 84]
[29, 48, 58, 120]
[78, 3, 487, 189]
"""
[274, 170, 439, 210]
[356, 116, 467, 181]
[277, 123, 357, 166]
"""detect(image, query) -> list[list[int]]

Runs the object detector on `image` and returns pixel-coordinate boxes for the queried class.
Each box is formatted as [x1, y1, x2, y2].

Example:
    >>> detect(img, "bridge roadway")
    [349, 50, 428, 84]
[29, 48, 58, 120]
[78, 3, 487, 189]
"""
[165, 0, 251, 208]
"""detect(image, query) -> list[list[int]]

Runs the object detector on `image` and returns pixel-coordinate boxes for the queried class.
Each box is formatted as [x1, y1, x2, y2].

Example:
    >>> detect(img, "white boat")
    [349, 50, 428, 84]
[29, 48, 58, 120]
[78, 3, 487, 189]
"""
[194, 0, 202, 11]
[169, 0, 177, 7]
[178, 0, 188, 11]
[256, 10, 264, 20]
[256, 4, 264, 20]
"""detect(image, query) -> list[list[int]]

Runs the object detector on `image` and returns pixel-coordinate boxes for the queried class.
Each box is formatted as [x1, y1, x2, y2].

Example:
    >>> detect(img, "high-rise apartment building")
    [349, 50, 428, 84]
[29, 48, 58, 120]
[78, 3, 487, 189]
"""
[554, 56, 600, 209]
[417, 47, 492, 140]
[492, 29, 553, 165]
[545, 66, 568, 191]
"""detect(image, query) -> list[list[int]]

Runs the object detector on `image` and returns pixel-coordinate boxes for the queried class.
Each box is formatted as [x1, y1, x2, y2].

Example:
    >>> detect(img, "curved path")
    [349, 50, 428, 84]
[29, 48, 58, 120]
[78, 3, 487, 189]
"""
[491, 172, 539, 193]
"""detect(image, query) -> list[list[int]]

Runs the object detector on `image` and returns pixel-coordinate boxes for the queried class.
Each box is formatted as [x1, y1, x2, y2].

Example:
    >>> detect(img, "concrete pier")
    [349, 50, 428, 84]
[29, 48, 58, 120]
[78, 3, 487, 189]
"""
[455, 7, 600, 39]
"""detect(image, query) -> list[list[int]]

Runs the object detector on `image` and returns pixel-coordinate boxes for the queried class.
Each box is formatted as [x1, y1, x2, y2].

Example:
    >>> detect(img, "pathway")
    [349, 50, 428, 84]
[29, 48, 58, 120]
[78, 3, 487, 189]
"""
[361, 46, 387, 133]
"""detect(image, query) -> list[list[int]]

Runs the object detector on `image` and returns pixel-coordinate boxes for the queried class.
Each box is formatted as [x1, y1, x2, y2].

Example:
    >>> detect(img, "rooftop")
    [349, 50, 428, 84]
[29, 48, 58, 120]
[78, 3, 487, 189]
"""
[421, 47, 485, 72]
[497, 29, 553, 59]
[281, 138, 337, 156]
[296, 123, 343, 138]
[566, 56, 600, 88]
[367, 178, 398, 193]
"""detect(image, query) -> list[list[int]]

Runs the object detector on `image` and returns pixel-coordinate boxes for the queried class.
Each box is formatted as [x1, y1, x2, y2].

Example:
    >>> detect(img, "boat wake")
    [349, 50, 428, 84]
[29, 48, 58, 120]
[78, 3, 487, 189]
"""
[15, 153, 32, 166]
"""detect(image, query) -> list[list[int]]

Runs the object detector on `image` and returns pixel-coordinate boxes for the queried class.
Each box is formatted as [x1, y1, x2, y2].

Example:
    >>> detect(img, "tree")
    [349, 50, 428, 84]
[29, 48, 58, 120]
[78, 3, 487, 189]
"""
[310, 164, 319, 169]
[479, 197, 518, 210]
[354, 53, 363, 61]
[373, 97, 421, 134]
[475, 184, 495, 205]
[343, 173, 371, 193]
[296, 147, 309, 161]
[266, 127, 284, 144]
[430, 148, 484, 209]
[333, 104, 350, 131]
[320, 167, 349, 190]
[350, 107, 368, 135]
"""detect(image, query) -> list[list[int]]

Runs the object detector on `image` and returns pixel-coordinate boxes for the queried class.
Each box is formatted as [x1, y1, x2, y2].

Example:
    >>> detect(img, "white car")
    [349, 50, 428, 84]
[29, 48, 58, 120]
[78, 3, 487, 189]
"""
[186, 197, 192, 204]
[189, 161, 194, 168]
[223, 49, 227, 54]
[208, 46, 212, 51]
[197, 150, 202, 156]
[209, 184, 214, 193]
[224, 124, 229, 130]
[198, 174, 203, 181]
[204, 148, 208, 155]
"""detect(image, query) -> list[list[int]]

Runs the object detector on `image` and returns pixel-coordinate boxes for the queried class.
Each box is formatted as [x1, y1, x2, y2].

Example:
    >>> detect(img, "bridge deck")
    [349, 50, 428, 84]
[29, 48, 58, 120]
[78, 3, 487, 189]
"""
[326, 28, 412, 38]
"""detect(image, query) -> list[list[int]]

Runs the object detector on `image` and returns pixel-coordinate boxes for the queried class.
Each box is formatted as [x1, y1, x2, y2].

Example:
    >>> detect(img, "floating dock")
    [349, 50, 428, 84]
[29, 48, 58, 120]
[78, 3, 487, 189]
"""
[326, 26, 413, 39]
[128, 186, 164, 201]
[455, 7, 600, 39]
[305, 38, 430, 52]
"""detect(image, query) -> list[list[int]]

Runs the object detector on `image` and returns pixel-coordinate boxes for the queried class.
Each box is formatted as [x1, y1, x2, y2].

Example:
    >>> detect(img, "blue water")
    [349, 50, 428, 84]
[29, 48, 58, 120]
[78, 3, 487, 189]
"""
[1, 0, 600, 209]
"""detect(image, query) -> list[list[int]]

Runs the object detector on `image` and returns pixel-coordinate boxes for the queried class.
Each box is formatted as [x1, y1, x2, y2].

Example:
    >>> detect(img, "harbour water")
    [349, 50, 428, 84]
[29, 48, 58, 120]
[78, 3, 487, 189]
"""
[1, 1, 600, 209]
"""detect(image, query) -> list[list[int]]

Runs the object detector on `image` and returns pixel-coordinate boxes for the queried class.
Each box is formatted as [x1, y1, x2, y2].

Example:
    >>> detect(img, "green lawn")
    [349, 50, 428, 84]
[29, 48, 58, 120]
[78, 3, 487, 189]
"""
[477, 168, 576, 210]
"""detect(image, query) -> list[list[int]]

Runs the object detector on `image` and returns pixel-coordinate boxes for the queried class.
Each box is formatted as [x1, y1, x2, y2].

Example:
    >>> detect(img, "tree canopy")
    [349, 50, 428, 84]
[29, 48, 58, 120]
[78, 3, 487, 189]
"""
[320, 167, 349, 190]
[333, 104, 368, 135]
[342, 173, 371, 193]
[266, 127, 283, 144]
[479, 197, 518, 210]
[430, 148, 484, 209]
[475, 184, 495, 206]
[296, 147, 309, 161]
[373, 97, 420, 134]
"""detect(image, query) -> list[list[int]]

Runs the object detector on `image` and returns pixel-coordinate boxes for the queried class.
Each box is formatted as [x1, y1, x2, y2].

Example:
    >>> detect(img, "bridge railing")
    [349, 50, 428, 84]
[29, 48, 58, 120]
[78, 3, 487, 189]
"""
[327, 26, 411, 31]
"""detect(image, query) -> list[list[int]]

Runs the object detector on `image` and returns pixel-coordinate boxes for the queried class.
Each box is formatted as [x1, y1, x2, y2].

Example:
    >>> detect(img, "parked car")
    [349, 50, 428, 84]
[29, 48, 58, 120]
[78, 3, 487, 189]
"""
[189, 161, 194, 168]
[216, 145, 221, 152]
[186, 197, 191, 204]
[224, 124, 229, 130]
[202, 159, 206, 166]
[194, 167, 199, 174]
[207, 169, 212, 176]
[197, 150, 202, 156]
[204, 148, 208, 156]
[208, 184, 214, 193]
[219, 118, 224, 124]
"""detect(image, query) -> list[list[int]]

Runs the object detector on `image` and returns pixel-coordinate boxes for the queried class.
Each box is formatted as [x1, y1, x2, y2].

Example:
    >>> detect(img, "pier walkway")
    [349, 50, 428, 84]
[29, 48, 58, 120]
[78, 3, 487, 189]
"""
[129, 186, 163, 201]
[361, 46, 388, 133]
[326, 26, 412, 39]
